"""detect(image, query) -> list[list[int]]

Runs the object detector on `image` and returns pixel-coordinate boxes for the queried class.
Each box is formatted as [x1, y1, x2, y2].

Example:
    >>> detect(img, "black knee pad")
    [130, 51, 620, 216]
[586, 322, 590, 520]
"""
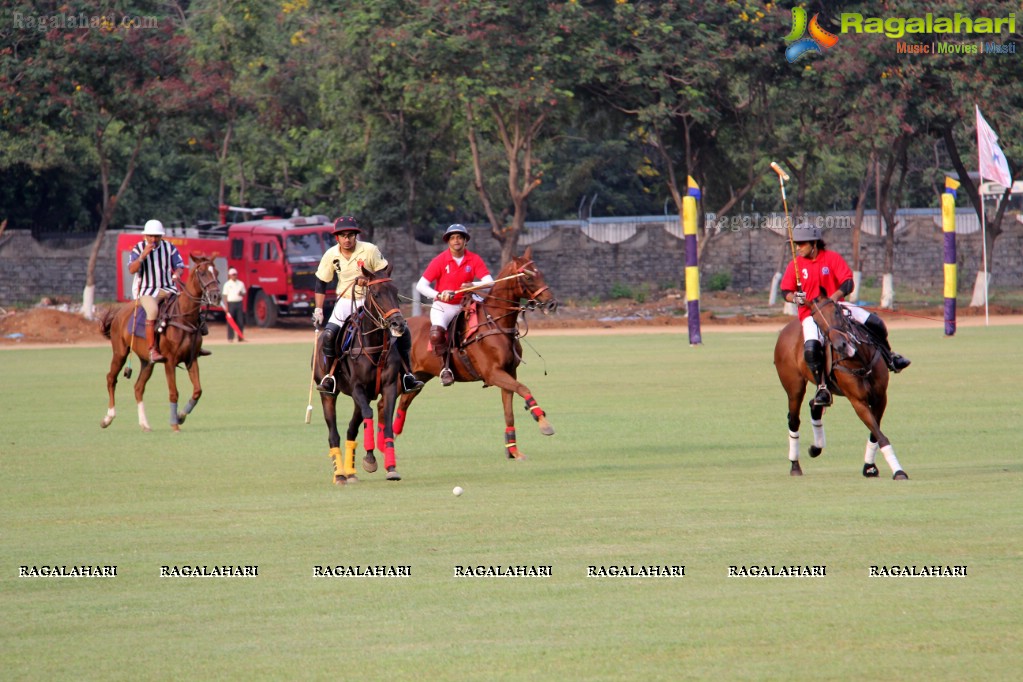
[321, 323, 340, 358]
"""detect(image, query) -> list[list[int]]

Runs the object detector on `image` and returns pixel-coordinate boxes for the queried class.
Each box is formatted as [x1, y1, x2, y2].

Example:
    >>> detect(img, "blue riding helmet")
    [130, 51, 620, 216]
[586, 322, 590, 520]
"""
[443, 224, 470, 242]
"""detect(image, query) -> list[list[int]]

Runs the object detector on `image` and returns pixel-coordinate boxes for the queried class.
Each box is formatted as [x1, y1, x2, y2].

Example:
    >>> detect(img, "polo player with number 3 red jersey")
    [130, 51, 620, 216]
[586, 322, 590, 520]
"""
[781, 223, 910, 408]
[416, 224, 493, 386]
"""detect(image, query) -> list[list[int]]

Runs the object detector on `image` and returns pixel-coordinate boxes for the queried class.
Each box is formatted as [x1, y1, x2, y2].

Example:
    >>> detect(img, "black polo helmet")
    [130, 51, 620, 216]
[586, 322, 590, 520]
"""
[443, 224, 470, 241]
[332, 216, 361, 235]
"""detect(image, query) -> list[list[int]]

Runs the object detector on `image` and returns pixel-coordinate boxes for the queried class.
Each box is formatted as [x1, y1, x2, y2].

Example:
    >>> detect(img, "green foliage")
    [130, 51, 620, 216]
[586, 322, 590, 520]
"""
[1, 0, 1021, 251]
[705, 270, 732, 292]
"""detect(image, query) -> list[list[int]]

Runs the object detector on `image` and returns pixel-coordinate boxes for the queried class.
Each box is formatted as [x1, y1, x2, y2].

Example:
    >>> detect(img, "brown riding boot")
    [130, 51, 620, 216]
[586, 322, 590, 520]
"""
[146, 322, 165, 362]
[429, 325, 448, 357]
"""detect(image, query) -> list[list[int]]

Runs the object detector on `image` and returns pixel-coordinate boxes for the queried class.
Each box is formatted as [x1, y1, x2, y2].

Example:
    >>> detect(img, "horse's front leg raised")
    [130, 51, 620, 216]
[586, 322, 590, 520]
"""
[173, 362, 202, 427]
[486, 367, 555, 438]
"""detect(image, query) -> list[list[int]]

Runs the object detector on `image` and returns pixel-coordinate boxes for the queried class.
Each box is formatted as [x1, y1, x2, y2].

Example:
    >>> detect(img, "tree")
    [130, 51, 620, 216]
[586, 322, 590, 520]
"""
[1, 1, 191, 315]
[393, 0, 585, 264]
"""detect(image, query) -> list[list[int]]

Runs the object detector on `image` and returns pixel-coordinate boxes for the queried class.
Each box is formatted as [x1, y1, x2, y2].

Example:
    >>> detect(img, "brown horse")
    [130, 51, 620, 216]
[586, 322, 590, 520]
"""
[313, 264, 408, 485]
[774, 297, 908, 480]
[100, 253, 221, 432]
[393, 247, 558, 459]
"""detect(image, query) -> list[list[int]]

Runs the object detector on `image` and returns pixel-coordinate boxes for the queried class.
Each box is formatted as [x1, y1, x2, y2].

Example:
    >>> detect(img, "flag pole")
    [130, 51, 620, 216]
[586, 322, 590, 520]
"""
[980, 182, 990, 327]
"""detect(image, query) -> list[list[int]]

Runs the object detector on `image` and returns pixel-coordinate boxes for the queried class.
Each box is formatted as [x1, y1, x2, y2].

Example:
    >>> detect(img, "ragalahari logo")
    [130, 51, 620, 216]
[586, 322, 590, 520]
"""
[784, 7, 839, 62]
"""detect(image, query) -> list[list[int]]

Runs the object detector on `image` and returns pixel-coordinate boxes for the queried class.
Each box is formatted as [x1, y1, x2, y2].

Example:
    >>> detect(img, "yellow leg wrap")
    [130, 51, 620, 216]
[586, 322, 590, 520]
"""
[328, 447, 343, 479]
[344, 440, 357, 476]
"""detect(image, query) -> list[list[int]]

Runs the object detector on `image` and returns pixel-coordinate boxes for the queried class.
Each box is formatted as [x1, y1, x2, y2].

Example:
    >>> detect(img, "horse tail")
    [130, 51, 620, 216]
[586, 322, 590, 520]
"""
[99, 307, 116, 339]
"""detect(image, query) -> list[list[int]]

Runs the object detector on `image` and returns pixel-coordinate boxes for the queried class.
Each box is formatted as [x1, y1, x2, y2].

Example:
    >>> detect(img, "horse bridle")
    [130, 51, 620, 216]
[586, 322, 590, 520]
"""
[357, 277, 404, 332]
[180, 262, 221, 307]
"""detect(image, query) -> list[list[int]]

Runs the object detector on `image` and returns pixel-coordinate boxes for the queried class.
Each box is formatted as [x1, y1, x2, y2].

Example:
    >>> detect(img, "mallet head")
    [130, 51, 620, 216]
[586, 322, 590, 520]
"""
[770, 161, 790, 181]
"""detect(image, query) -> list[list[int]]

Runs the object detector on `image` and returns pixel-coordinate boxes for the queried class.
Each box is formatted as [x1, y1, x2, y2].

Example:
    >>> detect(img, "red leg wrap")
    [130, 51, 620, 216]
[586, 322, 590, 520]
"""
[384, 438, 396, 469]
[524, 395, 545, 421]
[393, 408, 406, 435]
[505, 427, 518, 457]
[363, 418, 374, 452]
[377, 421, 386, 453]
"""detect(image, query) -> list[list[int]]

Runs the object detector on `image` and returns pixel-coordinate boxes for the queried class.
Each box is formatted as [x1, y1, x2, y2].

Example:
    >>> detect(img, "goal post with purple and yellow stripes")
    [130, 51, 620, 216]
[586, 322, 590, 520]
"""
[683, 176, 702, 345]
[942, 177, 959, 336]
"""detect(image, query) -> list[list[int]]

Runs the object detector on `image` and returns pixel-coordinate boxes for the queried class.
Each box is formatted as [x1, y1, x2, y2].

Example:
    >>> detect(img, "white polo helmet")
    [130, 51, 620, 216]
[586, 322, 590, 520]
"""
[142, 219, 165, 236]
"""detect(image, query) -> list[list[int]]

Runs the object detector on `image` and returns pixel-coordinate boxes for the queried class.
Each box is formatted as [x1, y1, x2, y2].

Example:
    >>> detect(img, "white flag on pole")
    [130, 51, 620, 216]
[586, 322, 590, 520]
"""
[976, 105, 1013, 188]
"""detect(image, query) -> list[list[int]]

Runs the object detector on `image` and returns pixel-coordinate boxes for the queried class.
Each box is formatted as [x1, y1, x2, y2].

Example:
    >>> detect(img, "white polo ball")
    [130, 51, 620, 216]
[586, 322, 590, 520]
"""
[452, 486, 464, 497]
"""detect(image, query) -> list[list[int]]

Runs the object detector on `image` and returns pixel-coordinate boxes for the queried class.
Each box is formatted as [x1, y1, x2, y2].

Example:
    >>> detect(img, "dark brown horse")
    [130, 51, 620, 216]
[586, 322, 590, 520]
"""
[774, 297, 908, 480]
[393, 247, 558, 459]
[313, 264, 408, 485]
[100, 253, 221, 432]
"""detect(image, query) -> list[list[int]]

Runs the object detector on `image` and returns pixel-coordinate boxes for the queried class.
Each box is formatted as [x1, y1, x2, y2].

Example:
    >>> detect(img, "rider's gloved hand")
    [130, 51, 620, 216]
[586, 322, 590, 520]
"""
[792, 291, 807, 306]
[312, 307, 324, 328]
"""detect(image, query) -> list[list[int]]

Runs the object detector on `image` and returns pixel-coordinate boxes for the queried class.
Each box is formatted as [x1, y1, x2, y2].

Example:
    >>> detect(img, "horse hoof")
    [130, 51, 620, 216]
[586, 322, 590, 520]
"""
[345, 474, 359, 483]
[809, 445, 822, 459]
[863, 463, 880, 478]
[363, 454, 378, 473]
[386, 468, 401, 481]
[893, 470, 909, 481]
[334, 475, 347, 486]
[100, 417, 113, 429]
[790, 461, 803, 476]
[539, 421, 555, 436]
[140, 425, 151, 433]
[176, 414, 186, 425]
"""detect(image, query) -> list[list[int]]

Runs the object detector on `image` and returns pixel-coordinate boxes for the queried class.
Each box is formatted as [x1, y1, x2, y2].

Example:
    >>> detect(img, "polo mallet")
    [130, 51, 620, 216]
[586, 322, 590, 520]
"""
[123, 297, 140, 379]
[305, 327, 319, 424]
[456, 272, 526, 295]
[770, 161, 802, 294]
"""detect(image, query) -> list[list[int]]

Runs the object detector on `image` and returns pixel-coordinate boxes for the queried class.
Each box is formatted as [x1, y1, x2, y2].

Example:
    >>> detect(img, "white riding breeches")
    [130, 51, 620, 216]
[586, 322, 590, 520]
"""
[429, 300, 461, 328]
[801, 302, 870, 342]
[329, 297, 365, 325]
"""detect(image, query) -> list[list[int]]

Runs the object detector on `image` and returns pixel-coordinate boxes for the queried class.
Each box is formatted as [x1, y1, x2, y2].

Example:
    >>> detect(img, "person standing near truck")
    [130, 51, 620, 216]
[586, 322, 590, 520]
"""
[222, 268, 247, 342]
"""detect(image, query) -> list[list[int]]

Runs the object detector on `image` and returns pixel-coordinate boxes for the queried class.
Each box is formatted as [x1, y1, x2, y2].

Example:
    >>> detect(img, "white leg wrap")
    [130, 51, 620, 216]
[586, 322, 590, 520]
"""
[137, 402, 151, 430]
[811, 419, 825, 449]
[864, 439, 879, 465]
[881, 444, 902, 474]
[788, 431, 800, 462]
[106, 407, 116, 419]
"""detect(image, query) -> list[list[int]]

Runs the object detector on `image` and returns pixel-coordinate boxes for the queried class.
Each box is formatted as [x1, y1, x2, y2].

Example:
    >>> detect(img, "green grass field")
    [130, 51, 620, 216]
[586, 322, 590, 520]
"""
[2, 325, 1020, 681]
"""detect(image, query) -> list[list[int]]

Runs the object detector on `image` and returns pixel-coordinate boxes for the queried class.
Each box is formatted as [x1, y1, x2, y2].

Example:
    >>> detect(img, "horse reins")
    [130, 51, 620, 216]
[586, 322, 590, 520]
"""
[812, 299, 879, 378]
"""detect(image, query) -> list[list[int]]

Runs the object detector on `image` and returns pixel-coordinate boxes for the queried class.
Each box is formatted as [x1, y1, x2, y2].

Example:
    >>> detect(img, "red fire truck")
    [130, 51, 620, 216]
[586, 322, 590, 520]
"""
[115, 210, 337, 326]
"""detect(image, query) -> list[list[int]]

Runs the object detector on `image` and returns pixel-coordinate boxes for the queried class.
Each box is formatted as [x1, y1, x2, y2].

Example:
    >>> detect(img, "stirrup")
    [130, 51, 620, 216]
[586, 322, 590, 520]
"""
[440, 367, 454, 386]
[811, 386, 832, 408]
[401, 373, 423, 394]
[317, 374, 336, 394]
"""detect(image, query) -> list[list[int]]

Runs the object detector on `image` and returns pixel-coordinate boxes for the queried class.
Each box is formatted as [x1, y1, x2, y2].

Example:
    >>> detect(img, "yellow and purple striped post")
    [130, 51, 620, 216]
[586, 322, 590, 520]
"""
[683, 176, 702, 345]
[942, 177, 959, 336]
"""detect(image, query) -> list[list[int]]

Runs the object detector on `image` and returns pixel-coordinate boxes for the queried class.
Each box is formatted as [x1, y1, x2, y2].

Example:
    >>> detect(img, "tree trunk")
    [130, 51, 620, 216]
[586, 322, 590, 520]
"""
[83, 131, 145, 319]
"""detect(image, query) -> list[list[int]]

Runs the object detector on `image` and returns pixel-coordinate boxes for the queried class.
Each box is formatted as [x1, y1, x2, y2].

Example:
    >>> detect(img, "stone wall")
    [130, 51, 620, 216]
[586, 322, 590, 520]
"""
[2, 213, 1021, 308]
